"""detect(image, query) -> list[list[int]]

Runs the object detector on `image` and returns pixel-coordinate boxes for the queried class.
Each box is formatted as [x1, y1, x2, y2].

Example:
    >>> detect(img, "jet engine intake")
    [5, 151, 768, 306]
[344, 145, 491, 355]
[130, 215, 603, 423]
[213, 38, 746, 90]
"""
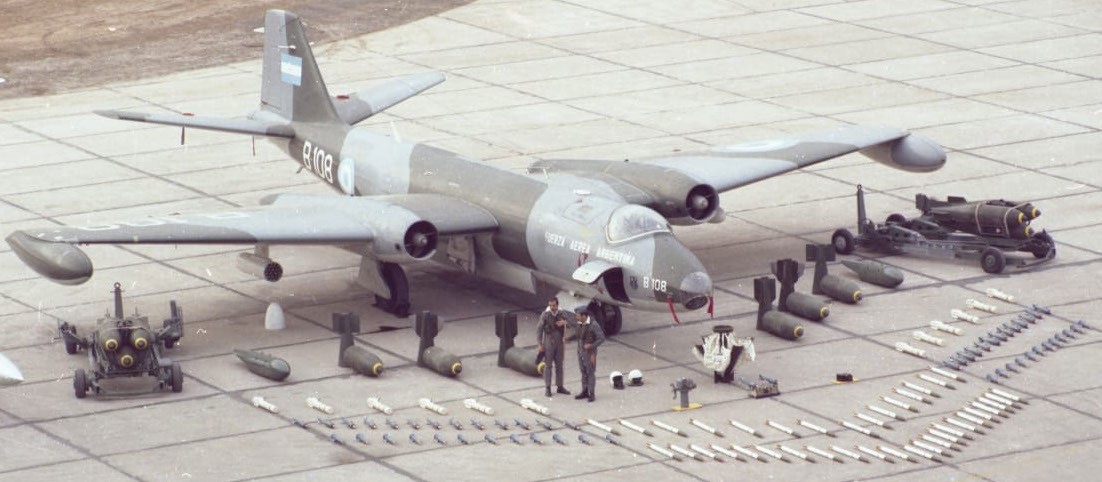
[237, 253, 284, 282]
[685, 184, 720, 223]
[659, 184, 720, 225]
[371, 220, 438, 262]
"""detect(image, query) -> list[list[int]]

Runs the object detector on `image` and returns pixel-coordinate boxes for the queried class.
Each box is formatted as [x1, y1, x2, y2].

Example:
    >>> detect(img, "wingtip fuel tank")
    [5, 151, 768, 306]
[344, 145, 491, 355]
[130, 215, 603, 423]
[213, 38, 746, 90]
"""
[6, 232, 93, 285]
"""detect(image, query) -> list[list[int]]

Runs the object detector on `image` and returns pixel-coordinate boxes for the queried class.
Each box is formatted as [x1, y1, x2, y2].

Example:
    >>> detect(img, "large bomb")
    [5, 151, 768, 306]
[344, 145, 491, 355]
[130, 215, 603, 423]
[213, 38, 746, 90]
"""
[771, 259, 829, 321]
[840, 259, 904, 288]
[116, 345, 137, 368]
[754, 277, 804, 340]
[100, 328, 123, 353]
[235, 348, 292, 381]
[807, 244, 862, 303]
[130, 326, 152, 351]
[339, 331, 384, 377]
[495, 311, 544, 377]
[916, 194, 1043, 239]
[416, 311, 462, 377]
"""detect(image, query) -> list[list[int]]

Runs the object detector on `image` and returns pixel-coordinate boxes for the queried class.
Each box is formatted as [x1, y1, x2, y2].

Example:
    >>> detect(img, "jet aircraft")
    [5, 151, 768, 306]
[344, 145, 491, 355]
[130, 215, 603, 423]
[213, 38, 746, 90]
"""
[6, 10, 946, 335]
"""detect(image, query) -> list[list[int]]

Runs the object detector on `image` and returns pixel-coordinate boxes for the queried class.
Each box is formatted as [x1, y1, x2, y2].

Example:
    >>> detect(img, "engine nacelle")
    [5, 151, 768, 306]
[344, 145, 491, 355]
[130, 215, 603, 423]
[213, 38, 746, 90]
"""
[237, 253, 284, 282]
[527, 159, 721, 224]
[370, 218, 438, 263]
[614, 170, 719, 224]
[663, 183, 720, 225]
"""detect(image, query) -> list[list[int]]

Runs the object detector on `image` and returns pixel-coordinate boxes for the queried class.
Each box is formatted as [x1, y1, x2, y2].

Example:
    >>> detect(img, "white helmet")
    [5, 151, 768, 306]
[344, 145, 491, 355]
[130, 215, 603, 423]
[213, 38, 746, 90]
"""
[628, 369, 644, 386]
[609, 371, 624, 389]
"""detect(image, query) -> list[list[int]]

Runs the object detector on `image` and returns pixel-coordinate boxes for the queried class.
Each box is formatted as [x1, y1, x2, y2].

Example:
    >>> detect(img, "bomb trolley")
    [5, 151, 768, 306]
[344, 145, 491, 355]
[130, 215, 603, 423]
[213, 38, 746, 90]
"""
[831, 185, 1055, 274]
[59, 283, 184, 398]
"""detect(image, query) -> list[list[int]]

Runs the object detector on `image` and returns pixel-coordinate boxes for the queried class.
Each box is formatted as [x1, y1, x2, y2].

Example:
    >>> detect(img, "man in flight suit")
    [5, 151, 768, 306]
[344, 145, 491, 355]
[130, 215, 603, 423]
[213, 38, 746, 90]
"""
[571, 306, 605, 402]
[535, 297, 571, 398]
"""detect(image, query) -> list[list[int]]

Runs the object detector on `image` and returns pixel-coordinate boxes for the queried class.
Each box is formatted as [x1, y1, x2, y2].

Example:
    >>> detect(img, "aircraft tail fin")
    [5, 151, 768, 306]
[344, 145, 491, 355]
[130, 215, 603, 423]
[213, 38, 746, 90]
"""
[260, 10, 343, 125]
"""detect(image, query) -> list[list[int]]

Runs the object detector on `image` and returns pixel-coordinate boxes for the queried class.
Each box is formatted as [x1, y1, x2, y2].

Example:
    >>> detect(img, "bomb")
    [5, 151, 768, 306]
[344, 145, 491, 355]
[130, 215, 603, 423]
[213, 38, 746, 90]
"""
[495, 311, 543, 377]
[840, 259, 904, 288]
[754, 277, 804, 340]
[235, 349, 292, 381]
[339, 332, 384, 377]
[771, 259, 830, 321]
[807, 244, 862, 303]
[416, 311, 462, 377]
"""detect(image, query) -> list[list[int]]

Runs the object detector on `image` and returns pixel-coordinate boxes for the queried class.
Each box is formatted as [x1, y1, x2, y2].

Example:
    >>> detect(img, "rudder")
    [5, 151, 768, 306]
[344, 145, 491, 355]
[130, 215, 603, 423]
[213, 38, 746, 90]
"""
[261, 10, 343, 124]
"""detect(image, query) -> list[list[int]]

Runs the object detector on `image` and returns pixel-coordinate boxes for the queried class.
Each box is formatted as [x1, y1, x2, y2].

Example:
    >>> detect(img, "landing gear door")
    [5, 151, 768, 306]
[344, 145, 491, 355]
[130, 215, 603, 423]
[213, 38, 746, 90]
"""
[572, 260, 617, 284]
[357, 257, 392, 299]
[446, 236, 477, 275]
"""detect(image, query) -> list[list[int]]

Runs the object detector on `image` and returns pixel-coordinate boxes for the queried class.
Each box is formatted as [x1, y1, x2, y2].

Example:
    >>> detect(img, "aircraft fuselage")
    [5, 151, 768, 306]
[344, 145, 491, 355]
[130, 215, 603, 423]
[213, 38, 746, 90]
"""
[278, 123, 712, 313]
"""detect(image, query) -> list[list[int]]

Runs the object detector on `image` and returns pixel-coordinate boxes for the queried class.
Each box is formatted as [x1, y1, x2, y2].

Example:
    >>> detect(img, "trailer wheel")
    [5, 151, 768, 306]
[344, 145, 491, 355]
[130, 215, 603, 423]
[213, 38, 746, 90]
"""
[831, 229, 856, 255]
[170, 362, 183, 393]
[64, 338, 78, 355]
[1032, 232, 1056, 259]
[980, 248, 1006, 274]
[74, 370, 88, 399]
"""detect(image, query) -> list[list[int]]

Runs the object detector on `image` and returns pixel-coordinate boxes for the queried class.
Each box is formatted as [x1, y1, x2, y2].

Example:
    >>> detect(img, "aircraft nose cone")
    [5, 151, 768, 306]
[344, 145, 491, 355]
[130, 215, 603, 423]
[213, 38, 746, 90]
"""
[680, 271, 713, 310]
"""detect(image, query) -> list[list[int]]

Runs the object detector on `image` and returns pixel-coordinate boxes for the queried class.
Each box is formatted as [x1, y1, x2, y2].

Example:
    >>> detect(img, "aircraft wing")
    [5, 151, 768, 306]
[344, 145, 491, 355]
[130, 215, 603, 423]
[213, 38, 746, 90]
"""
[94, 110, 295, 138]
[333, 71, 446, 125]
[534, 126, 945, 195]
[6, 193, 498, 285]
[633, 126, 945, 192]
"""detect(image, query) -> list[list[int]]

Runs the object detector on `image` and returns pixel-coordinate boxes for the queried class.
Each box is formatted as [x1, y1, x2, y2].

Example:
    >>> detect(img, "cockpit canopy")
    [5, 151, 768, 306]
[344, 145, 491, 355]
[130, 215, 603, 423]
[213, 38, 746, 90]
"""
[606, 205, 671, 243]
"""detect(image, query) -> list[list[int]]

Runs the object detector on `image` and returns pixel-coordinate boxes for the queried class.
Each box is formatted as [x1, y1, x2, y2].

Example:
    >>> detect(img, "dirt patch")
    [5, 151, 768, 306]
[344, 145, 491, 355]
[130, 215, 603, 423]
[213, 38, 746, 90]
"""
[0, 0, 472, 99]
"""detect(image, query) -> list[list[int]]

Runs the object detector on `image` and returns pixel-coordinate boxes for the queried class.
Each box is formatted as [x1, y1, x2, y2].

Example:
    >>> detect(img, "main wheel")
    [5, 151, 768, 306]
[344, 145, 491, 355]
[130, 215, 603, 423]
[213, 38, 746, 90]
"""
[374, 263, 411, 318]
[831, 229, 856, 255]
[589, 302, 623, 336]
[980, 248, 1006, 274]
[170, 362, 183, 393]
[73, 369, 88, 399]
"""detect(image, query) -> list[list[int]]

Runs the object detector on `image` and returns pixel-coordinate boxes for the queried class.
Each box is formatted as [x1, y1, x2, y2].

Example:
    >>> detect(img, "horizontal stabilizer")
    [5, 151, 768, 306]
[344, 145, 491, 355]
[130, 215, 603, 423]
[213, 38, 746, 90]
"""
[334, 71, 445, 125]
[94, 110, 295, 138]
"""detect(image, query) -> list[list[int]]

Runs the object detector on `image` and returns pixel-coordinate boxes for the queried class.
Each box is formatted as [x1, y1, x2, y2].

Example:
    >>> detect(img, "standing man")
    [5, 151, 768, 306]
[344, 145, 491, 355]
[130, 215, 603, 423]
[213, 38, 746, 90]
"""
[571, 306, 605, 402]
[535, 297, 570, 398]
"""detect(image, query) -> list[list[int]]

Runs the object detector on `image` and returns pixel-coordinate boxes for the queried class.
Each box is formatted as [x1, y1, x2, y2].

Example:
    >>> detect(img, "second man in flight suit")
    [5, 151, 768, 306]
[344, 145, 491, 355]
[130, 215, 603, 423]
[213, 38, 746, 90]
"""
[571, 307, 605, 402]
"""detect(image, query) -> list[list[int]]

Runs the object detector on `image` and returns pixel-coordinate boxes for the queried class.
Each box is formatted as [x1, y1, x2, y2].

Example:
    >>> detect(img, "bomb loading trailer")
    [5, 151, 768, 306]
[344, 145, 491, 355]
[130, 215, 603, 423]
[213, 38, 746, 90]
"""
[831, 185, 1055, 274]
[60, 283, 184, 398]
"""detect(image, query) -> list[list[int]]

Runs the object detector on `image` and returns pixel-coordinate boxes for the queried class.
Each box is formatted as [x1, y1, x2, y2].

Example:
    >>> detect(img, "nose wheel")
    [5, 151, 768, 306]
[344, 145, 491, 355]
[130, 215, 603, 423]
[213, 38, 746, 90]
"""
[587, 302, 623, 336]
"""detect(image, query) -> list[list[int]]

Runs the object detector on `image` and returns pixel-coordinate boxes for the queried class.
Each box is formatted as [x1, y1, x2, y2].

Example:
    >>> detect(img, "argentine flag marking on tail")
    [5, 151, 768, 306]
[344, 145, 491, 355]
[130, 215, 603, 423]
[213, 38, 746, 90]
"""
[281, 54, 302, 86]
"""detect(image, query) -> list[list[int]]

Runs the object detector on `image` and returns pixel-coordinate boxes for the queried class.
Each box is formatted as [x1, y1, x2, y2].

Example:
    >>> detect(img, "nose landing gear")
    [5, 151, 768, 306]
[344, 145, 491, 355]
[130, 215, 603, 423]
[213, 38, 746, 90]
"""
[587, 301, 623, 336]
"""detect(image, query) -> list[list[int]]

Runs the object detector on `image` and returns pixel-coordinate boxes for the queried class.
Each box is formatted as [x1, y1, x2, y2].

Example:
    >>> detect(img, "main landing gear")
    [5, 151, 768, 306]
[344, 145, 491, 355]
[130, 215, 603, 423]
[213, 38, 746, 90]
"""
[373, 262, 411, 318]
